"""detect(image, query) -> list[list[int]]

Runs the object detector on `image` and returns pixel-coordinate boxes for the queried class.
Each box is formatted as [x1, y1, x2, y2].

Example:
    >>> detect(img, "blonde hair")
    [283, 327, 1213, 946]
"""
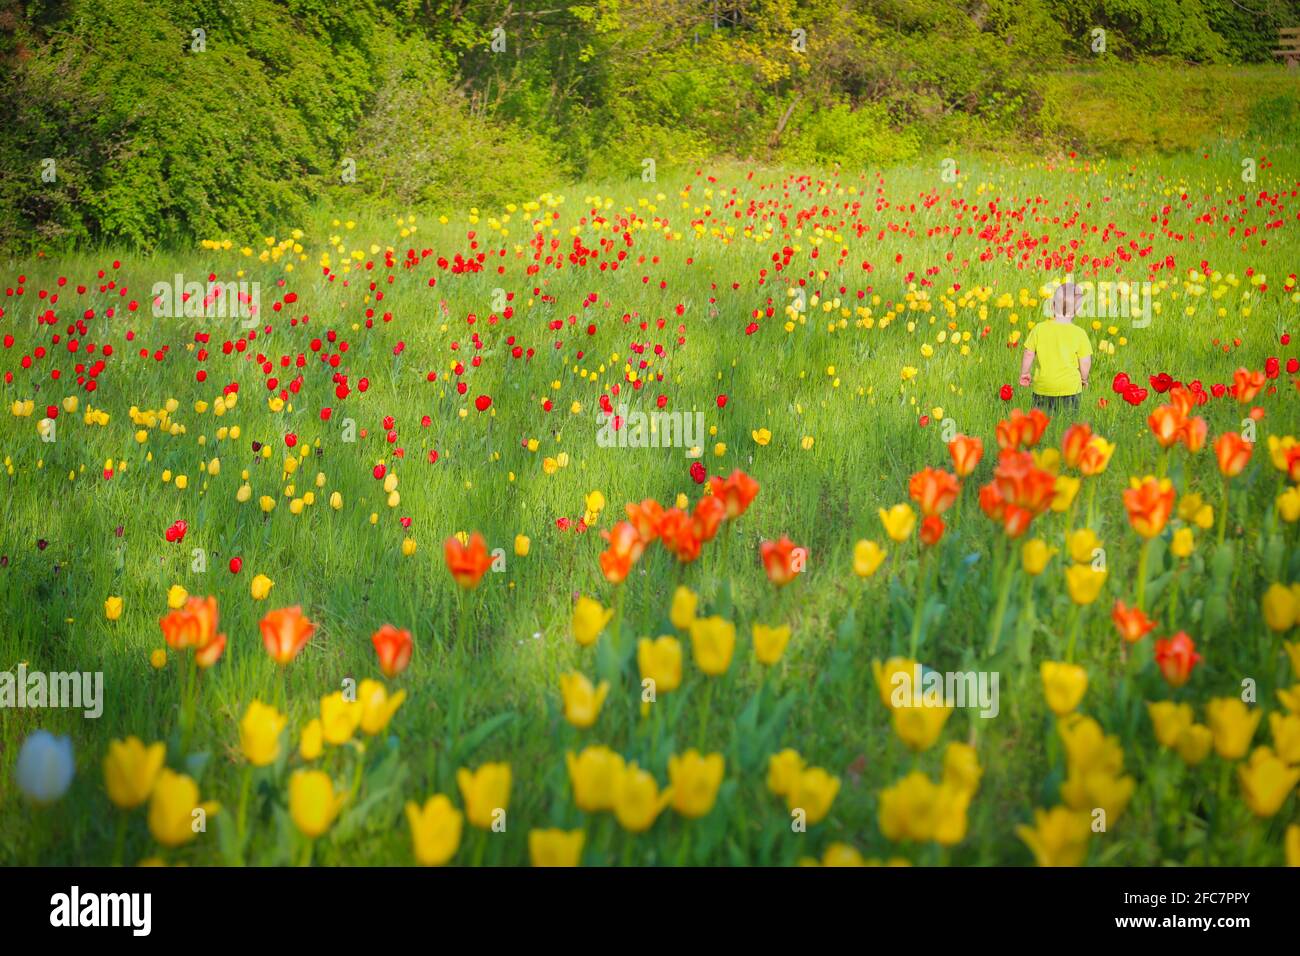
[1051, 282, 1084, 319]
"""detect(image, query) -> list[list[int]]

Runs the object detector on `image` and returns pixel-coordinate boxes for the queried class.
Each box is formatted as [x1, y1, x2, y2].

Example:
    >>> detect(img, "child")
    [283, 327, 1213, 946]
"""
[1019, 283, 1092, 413]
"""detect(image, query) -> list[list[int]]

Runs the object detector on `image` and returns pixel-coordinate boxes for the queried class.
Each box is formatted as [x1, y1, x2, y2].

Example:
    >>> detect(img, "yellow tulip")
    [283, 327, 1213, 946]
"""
[1170, 527, 1194, 559]
[1287, 824, 1300, 866]
[1262, 583, 1298, 633]
[103, 737, 165, 810]
[457, 762, 511, 829]
[785, 767, 840, 824]
[405, 795, 462, 865]
[148, 769, 219, 848]
[250, 574, 274, 600]
[167, 584, 188, 609]
[668, 749, 725, 818]
[1206, 698, 1261, 760]
[566, 746, 625, 812]
[891, 703, 952, 752]
[1277, 486, 1300, 523]
[766, 748, 806, 798]
[688, 616, 736, 676]
[1268, 712, 1300, 764]
[1061, 769, 1135, 825]
[514, 534, 531, 557]
[572, 596, 613, 647]
[1050, 474, 1080, 512]
[1021, 538, 1056, 575]
[1175, 724, 1214, 766]
[872, 657, 918, 709]
[942, 741, 983, 796]
[299, 718, 323, 761]
[878, 503, 916, 542]
[1064, 563, 1107, 605]
[852, 539, 887, 577]
[1285, 641, 1300, 680]
[637, 636, 682, 694]
[1147, 701, 1194, 749]
[1016, 806, 1091, 866]
[751, 623, 792, 665]
[1067, 528, 1100, 565]
[239, 700, 286, 767]
[559, 672, 609, 729]
[288, 769, 344, 838]
[1237, 746, 1300, 817]
[612, 762, 671, 832]
[669, 585, 698, 630]
[1041, 661, 1088, 716]
[821, 843, 867, 866]
[104, 596, 123, 621]
[358, 679, 405, 735]
[319, 691, 363, 745]
[529, 828, 585, 866]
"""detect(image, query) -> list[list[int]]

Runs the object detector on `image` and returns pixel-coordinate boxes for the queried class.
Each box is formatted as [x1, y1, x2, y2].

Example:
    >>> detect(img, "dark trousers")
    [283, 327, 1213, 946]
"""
[1031, 392, 1080, 414]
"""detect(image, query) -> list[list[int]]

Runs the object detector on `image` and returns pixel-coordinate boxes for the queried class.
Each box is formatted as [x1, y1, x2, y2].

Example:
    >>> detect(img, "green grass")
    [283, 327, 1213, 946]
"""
[1, 145, 1298, 866]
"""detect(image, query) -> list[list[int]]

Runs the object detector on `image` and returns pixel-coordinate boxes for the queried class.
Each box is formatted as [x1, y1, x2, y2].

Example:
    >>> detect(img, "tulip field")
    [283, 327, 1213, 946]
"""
[2, 147, 1300, 868]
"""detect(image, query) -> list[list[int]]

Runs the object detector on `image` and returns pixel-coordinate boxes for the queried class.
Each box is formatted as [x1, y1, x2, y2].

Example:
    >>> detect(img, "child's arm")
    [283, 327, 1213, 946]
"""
[1019, 349, 1035, 387]
[1079, 354, 1092, 389]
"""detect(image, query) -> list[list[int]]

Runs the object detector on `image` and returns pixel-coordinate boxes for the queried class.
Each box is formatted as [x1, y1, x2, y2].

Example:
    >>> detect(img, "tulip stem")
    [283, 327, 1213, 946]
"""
[235, 764, 253, 864]
[908, 549, 930, 660]
[1066, 604, 1082, 663]
[111, 812, 127, 867]
[986, 549, 1017, 656]
[1217, 478, 1229, 546]
[1167, 566, 1181, 631]
[1134, 539, 1151, 612]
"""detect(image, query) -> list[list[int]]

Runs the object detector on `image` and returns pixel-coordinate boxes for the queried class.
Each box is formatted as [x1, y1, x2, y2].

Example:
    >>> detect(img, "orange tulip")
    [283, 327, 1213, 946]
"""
[444, 532, 493, 588]
[708, 469, 760, 519]
[159, 596, 220, 652]
[1213, 432, 1252, 478]
[598, 521, 646, 584]
[919, 515, 945, 546]
[372, 624, 413, 679]
[195, 633, 227, 669]
[658, 508, 702, 563]
[1155, 632, 1201, 688]
[1122, 477, 1175, 539]
[760, 536, 803, 586]
[908, 467, 961, 517]
[1078, 435, 1116, 476]
[1060, 423, 1093, 469]
[1111, 600, 1156, 644]
[980, 450, 1056, 539]
[947, 434, 984, 477]
[1181, 416, 1207, 453]
[1232, 367, 1265, 403]
[1147, 405, 1185, 450]
[995, 408, 1049, 450]
[261, 606, 317, 666]
[692, 495, 727, 543]
[625, 498, 665, 542]
[1167, 385, 1198, 417]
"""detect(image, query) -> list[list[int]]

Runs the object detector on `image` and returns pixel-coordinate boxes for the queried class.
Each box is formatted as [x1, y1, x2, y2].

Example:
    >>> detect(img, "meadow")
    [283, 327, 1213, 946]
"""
[1, 147, 1299, 866]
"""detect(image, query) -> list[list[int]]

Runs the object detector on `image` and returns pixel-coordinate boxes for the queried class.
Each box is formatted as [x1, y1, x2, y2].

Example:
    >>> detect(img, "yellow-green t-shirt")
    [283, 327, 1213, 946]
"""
[1024, 321, 1092, 396]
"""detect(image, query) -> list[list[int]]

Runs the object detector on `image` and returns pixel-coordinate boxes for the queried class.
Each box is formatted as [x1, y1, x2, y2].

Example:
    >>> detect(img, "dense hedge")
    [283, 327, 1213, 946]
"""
[1, 0, 1297, 250]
